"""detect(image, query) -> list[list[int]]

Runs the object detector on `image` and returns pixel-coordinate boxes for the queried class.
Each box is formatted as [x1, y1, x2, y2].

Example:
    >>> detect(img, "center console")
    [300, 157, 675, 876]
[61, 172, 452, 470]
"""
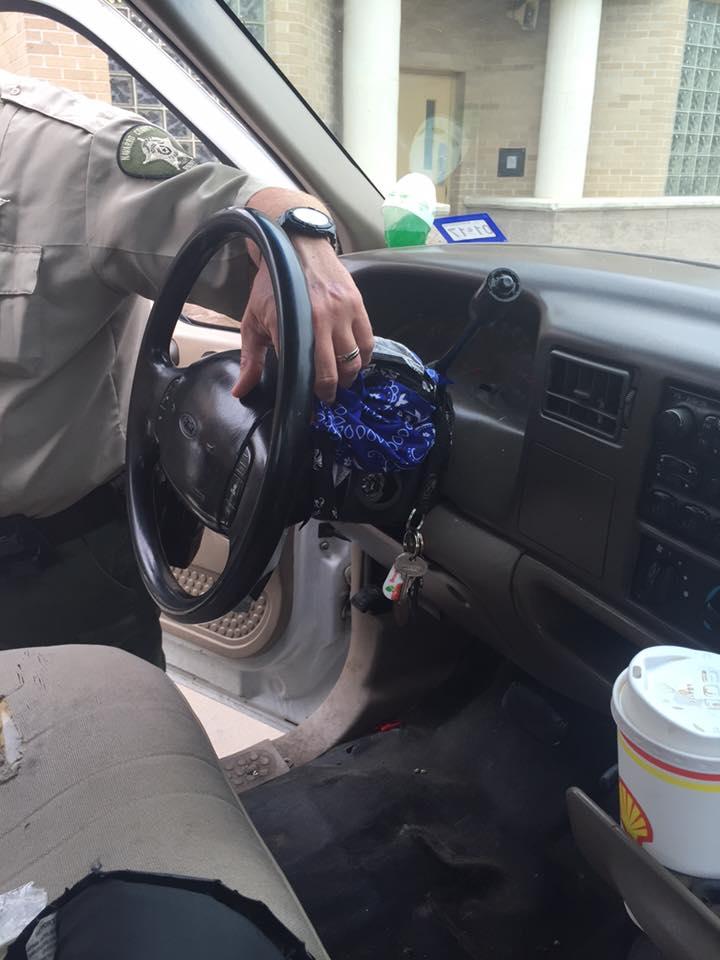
[640, 385, 720, 552]
[634, 385, 720, 640]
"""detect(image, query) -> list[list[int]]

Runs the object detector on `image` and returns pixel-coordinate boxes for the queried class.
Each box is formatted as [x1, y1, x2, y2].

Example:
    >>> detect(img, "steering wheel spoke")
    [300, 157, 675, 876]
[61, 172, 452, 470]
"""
[126, 208, 314, 624]
[225, 416, 271, 542]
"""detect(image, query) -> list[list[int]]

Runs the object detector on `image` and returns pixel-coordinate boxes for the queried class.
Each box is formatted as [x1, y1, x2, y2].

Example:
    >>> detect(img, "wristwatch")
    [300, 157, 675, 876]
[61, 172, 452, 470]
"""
[278, 207, 337, 250]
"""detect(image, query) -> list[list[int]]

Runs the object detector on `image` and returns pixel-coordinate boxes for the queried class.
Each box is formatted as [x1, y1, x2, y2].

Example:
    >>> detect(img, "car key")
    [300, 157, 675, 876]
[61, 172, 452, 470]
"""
[392, 525, 428, 624]
[394, 554, 427, 625]
[394, 551, 428, 586]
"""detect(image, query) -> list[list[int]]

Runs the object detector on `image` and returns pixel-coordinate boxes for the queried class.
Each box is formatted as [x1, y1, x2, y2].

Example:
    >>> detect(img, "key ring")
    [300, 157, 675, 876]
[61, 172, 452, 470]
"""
[406, 508, 424, 533]
[403, 528, 424, 558]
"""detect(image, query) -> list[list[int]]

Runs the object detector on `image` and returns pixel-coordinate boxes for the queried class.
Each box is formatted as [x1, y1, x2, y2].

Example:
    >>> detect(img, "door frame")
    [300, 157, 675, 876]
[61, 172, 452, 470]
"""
[4, 0, 385, 252]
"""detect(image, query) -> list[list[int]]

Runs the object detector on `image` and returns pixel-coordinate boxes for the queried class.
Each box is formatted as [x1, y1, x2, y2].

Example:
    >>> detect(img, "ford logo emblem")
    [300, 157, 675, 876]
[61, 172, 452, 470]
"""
[179, 413, 197, 439]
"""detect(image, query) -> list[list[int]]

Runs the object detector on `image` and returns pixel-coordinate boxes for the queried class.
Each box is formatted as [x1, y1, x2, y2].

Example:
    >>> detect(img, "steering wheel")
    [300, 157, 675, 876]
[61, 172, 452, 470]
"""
[126, 207, 314, 625]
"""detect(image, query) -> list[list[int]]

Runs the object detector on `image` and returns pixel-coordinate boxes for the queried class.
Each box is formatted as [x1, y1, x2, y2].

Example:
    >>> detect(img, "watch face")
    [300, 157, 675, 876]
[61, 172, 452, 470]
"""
[292, 207, 332, 228]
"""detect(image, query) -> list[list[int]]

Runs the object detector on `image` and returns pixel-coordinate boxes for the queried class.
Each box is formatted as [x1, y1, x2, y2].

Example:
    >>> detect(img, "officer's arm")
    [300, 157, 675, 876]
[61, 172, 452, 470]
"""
[231, 185, 373, 401]
[86, 119, 267, 318]
[86, 122, 373, 400]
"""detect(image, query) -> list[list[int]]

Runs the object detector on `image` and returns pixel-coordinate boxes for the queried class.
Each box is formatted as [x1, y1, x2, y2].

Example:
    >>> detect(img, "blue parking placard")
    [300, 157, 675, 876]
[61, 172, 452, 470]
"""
[434, 212, 507, 244]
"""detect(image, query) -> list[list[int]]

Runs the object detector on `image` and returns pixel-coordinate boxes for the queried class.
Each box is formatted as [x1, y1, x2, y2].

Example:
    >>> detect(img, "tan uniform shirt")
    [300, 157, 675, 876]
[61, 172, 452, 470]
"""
[0, 71, 268, 518]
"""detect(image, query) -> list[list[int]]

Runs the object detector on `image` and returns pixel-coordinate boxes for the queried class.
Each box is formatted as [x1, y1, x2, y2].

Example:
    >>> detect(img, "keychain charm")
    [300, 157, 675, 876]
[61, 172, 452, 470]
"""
[383, 562, 405, 602]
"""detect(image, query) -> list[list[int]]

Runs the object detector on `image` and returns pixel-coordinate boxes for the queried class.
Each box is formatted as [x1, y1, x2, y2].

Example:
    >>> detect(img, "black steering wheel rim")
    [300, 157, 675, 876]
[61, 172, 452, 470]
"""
[126, 207, 314, 624]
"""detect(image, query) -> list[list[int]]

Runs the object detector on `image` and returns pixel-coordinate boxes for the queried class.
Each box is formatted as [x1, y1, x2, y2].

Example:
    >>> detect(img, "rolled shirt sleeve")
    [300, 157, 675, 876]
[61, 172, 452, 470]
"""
[85, 117, 271, 319]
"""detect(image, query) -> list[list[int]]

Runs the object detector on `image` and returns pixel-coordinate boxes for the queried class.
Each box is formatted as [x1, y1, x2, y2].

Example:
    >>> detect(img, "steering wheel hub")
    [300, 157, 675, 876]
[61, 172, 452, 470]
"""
[154, 352, 273, 533]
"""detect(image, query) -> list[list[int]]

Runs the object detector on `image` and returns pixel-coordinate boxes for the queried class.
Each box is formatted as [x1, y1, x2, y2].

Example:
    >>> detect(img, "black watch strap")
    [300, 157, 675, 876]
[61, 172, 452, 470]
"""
[278, 206, 337, 249]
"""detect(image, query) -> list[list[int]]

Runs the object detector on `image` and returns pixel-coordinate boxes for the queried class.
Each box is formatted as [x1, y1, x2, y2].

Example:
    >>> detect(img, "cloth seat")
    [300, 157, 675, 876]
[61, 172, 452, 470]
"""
[0, 645, 327, 959]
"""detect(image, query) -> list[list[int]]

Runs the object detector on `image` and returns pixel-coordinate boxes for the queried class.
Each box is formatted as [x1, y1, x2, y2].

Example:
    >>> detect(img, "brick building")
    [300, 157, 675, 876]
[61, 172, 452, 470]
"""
[0, 11, 111, 101]
[0, 0, 341, 165]
[1, 1, 719, 233]
[399, 0, 720, 206]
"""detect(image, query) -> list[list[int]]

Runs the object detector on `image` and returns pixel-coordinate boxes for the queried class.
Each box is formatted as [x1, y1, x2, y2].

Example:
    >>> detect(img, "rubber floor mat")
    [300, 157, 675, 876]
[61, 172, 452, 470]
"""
[221, 740, 289, 794]
[244, 663, 637, 960]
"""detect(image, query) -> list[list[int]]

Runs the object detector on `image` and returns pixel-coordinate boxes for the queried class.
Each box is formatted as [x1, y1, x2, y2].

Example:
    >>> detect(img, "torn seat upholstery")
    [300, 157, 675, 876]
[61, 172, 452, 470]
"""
[0, 645, 327, 958]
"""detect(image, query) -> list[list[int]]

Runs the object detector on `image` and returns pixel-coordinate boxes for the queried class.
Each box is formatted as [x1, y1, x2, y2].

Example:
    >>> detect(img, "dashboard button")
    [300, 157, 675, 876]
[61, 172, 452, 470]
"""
[656, 454, 700, 491]
[638, 559, 680, 609]
[644, 489, 676, 526]
[677, 504, 711, 543]
[698, 416, 720, 456]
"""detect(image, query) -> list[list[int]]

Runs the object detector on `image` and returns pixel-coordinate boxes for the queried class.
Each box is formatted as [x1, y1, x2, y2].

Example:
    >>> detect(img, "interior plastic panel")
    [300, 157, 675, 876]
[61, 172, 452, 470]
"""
[519, 444, 615, 576]
[338, 505, 522, 658]
[568, 787, 720, 960]
[511, 555, 666, 710]
[343, 245, 720, 686]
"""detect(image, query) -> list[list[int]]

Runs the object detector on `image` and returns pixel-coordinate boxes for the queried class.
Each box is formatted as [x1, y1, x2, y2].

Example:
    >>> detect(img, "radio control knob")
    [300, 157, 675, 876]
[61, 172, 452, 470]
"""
[657, 406, 695, 443]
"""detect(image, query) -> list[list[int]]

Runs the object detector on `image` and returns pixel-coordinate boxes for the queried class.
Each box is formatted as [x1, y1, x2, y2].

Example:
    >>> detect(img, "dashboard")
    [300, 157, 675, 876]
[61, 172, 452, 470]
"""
[355, 257, 539, 415]
[341, 243, 720, 711]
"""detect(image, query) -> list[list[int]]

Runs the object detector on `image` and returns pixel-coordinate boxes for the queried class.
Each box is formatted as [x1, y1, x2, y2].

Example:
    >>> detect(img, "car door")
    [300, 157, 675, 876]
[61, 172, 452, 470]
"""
[0, 0, 381, 726]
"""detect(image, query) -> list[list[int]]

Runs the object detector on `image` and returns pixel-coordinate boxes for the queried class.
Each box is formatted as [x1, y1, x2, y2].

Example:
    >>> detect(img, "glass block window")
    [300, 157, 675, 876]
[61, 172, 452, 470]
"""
[106, 1, 218, 164]
[221, 0, 266, 46]
[667, 1, 720, 196]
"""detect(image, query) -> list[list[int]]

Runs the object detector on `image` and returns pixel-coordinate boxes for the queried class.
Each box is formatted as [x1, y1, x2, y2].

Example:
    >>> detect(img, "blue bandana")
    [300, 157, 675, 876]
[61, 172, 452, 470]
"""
[313, 348, 440, 473]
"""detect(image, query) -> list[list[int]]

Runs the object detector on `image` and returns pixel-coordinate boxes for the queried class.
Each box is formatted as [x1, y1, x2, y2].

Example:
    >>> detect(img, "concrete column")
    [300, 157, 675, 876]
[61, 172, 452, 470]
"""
[535, 0, 603, 200]
[343, 0, 401, 194]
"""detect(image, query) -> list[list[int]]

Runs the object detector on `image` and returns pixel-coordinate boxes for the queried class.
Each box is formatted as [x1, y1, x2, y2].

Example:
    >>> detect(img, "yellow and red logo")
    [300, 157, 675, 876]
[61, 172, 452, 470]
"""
[619, 778, 654, 845]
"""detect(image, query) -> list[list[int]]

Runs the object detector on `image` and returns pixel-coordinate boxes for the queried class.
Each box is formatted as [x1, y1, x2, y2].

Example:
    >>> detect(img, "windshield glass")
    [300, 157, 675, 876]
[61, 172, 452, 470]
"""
[222, 0, 720, 264]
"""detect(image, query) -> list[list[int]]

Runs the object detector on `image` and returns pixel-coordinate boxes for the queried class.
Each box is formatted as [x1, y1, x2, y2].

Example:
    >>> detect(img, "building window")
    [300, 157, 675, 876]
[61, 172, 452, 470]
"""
[107, 1, 217, 163]
[667, 0, 720, 196]
[222, 0, 265, 45]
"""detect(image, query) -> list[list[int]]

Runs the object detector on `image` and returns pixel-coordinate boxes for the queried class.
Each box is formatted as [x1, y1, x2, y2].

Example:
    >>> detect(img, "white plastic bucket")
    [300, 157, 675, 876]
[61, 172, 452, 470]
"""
[611, 645, 720, 878]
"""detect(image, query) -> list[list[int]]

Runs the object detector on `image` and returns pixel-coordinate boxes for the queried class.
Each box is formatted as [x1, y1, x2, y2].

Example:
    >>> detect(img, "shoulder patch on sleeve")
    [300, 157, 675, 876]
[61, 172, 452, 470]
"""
[117, 123, 197, 179]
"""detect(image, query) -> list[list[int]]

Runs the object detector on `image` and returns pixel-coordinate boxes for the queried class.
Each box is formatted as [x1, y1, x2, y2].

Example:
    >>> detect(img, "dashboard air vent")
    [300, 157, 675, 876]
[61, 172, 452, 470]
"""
[544, 351, 631, 441]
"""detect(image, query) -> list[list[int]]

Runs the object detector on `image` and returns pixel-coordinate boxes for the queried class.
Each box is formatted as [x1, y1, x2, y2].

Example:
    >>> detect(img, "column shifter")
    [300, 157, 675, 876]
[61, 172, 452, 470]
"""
[432, 267, 521, 378]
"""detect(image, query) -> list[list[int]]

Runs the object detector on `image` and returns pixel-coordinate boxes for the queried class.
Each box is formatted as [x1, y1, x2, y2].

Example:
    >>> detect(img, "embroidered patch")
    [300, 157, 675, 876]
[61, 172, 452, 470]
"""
[117, 123, 197, 179]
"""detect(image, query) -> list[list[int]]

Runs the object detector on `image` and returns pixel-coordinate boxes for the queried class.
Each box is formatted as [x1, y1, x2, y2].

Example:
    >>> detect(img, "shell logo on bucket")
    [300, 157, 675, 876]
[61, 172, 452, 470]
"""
[619, 778, 653, 845]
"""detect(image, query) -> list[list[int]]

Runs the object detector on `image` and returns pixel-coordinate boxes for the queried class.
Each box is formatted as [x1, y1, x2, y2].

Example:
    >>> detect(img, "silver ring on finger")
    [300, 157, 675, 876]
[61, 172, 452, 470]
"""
[336, 345, 360, 364]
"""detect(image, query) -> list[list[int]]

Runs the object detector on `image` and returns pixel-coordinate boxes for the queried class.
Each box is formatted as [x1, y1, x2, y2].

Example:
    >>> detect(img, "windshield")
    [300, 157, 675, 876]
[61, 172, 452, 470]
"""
[222, 0, 720, 264]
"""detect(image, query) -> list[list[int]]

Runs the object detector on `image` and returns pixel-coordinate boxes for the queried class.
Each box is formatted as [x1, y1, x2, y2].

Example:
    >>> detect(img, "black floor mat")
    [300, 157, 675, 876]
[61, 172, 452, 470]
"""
[244, 661, 637, 960]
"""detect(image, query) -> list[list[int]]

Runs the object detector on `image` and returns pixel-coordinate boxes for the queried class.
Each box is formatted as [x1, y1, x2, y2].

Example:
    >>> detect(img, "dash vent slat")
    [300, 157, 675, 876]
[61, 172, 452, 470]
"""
[544, 351, 631, 441]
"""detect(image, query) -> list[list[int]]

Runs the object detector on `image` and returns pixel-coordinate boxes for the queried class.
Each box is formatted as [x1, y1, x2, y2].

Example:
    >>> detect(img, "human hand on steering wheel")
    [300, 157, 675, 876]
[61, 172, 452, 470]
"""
[231, 189, 374, 404]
